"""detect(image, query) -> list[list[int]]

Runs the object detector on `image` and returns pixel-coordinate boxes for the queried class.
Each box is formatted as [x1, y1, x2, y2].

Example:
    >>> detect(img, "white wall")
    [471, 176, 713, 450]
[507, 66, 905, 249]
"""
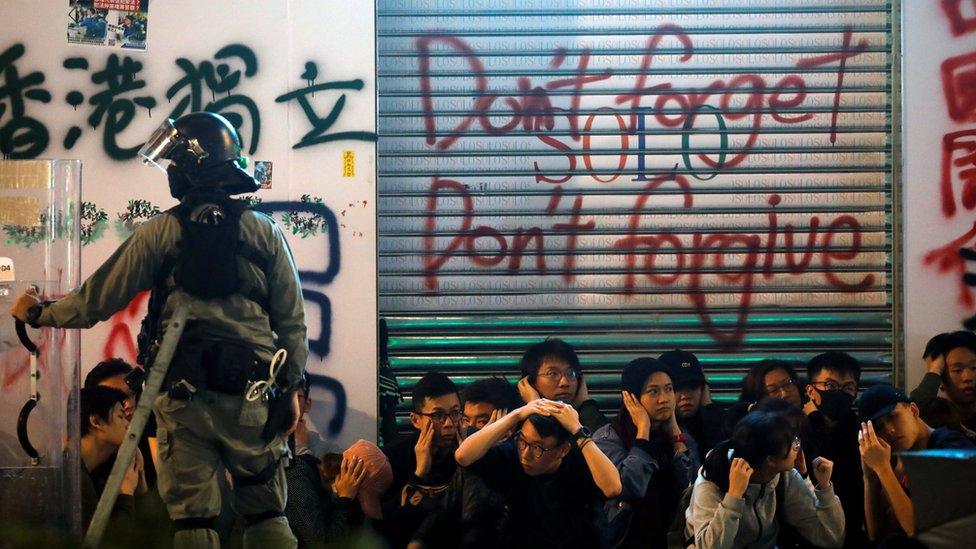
[903, 0, 976, 390]
[0, 0, 377, 448]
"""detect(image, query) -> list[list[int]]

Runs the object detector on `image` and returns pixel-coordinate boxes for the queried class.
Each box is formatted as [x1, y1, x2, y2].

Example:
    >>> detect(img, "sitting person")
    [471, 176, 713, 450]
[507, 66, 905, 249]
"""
[739, 359, 805, 408]
[595, 358, 699, 548]
[381, 371, 462, 547]
[517, 338, 610, 432]
[803, 351, 866, 547]
[910, 331, 976, 431]
[858, 384, 975, 540]
[660, 349, 723, 462]
[410, 377, 520, 549]
[84, 358, 158, 486]
[685, 410, 845, 549]
[80, 386, 146, 534]
[286, 450, 366, 547]
[455, 399, 622, 548]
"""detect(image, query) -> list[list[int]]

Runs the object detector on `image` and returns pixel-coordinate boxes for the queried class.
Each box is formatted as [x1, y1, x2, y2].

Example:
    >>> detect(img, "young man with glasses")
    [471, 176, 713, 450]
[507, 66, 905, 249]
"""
[455, 398, 622, 548]
[516, 338, 610, 433]
[381, 371, 462, 547]
[803, 351, 866, 547]
[409, 377, 521, 549]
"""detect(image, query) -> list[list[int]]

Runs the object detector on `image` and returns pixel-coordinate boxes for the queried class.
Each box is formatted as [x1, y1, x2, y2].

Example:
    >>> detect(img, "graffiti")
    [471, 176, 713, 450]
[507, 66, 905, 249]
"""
[63, 54, 157, 158]
[275, 61, 377, 148]
[0, 41, 375, 160]
[942, 0, 976, 36]
[417, 26, 867, 155]
[166, 44, 261, 154]
[414, 26, 876, 348]
[940, 129, 976, 218]
[254, 199, 345, 434]
[101, 290, 149, 363]
[280, 194, 328, 238]
[941, 51, 976, 123]
[114, 198, 161, 239]
[81, 201, 109, 245]
[0, 44, 51, 159]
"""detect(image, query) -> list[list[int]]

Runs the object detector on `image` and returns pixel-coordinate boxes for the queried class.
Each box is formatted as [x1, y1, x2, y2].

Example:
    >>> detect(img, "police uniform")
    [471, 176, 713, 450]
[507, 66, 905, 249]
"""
[27, 113, 307, 548]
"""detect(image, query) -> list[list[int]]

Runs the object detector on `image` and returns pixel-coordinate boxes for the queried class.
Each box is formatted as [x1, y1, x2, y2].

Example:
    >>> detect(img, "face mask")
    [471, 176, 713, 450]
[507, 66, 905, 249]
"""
[815, 389, 855, 420]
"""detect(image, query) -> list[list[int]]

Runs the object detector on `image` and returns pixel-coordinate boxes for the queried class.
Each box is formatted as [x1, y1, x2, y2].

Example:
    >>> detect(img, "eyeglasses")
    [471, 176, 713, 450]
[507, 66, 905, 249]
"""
[537, 369, 580, 382]
[764, 378, 796, 397]
[516, 431, 557, 460]
[810, 380, 858, 396]
[418, 409, 462, 424]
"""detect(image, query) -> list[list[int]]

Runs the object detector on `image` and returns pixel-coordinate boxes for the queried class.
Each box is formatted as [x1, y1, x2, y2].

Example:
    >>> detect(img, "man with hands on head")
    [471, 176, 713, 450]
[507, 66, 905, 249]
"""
[857, 384, 975, 540]
[380, 372, 464, 547]
[517, 338, 610, 433]
[911, 331, 976, 433]
[455, 397, 622, 548]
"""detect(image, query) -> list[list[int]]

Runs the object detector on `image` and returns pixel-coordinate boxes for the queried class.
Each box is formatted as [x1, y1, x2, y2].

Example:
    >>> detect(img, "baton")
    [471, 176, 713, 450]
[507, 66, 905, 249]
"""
[83, 302, 190, 548]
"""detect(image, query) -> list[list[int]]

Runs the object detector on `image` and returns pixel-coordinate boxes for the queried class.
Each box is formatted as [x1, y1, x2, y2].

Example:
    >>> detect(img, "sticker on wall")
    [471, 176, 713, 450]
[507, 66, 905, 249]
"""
[255, 161, 273, 189]
[0, 257, 14, 282]
[342, 150, 355, 177]
[67, 0, 149, 51]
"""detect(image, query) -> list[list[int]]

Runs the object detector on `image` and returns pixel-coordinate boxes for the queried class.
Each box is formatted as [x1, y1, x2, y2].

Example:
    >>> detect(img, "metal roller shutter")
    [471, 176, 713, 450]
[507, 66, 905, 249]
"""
[376, 0, 895, 430]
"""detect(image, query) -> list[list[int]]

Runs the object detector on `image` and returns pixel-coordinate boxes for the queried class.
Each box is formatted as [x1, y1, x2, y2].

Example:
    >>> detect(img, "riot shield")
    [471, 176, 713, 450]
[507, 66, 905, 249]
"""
[0, 160, 82, 540]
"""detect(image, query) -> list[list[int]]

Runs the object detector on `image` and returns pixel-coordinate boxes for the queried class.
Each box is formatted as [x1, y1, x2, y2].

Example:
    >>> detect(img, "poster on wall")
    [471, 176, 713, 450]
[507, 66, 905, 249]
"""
[66, 0, 149, 50]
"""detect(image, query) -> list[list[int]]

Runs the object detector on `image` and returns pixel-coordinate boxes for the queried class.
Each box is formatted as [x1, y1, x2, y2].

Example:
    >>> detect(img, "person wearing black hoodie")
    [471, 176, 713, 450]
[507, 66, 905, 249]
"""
[803, 351, 866, 548]
[660, 349, 723, 463]
[594, 357, 699, 548]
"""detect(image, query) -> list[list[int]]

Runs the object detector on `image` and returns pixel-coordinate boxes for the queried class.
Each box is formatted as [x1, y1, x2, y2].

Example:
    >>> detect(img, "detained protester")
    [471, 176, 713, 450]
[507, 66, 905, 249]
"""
[11, 112, 308, 548]
[660, 349, 723, 462]
[381, 372, 462, 547]
[685, 411, 845, 549]
[911, 331, 976, 431]
[594, 358, 699, 548]
[801, 351, 866, 547]
[455, 398, 622, 548]
[84, 358, 159, 488]
[858, 384, 975, 540]
[739, 359, 804, 408]
[517, 338, 610, 432]
[409, 377, 520, 549]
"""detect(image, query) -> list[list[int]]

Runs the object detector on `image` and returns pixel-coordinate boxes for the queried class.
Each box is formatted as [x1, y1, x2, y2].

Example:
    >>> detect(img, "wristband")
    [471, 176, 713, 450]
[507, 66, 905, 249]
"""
[672, 433, 688, 444]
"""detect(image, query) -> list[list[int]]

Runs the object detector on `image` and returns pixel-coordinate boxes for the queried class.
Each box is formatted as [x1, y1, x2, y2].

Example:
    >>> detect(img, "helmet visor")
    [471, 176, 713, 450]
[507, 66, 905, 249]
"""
[138, 118, 180, 172]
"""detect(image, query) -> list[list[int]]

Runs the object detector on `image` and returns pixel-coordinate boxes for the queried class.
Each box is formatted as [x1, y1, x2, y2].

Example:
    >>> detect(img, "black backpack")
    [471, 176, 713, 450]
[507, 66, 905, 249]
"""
[136, 192, 270, 366]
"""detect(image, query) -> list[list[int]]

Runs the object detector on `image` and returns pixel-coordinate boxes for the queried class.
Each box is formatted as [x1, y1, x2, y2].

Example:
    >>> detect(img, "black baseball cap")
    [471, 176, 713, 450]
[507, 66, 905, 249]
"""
[659, 349, 706, 389]
[858, 384, 911, 424]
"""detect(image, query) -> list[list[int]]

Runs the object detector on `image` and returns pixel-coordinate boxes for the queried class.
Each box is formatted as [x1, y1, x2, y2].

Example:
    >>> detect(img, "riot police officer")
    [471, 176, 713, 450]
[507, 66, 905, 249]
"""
[11, 112, 307, 548]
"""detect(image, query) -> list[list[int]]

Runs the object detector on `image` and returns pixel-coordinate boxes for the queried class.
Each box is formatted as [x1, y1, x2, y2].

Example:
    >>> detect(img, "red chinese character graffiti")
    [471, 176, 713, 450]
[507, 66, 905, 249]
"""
[942, 51, 976, 122]
[925, 222, 976, 308]
[942, 0, 976, 36]
[941, 129, 976, 217]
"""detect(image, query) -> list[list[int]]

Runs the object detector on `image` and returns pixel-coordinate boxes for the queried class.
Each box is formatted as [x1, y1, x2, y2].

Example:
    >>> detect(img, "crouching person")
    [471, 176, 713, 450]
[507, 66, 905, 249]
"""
[685, 410, 845, 549]
[455, 398, 622, 548]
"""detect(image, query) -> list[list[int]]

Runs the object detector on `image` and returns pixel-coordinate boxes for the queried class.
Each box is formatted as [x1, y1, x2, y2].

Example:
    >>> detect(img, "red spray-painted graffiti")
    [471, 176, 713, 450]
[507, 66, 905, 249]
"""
[942, 0, 976, 37]
[417, 25, 877, 348]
